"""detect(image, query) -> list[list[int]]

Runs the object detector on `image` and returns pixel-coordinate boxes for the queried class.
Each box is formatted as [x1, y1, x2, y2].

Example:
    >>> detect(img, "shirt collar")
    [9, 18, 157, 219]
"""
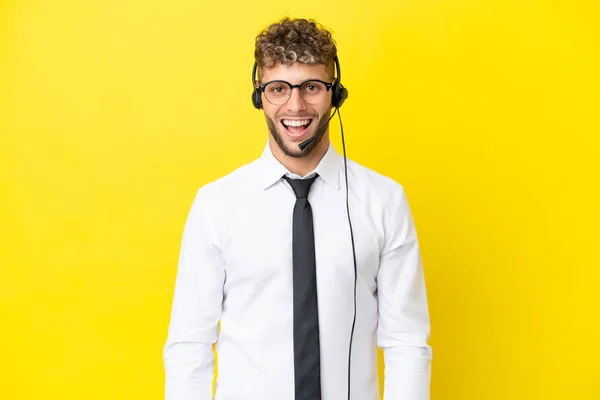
[259, 140, 341, 190]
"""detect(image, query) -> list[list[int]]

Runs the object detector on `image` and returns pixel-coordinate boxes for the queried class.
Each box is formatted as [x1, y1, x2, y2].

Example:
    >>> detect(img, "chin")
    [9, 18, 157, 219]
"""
[279, 136, 310, 157]
[279, 130, 325, 159]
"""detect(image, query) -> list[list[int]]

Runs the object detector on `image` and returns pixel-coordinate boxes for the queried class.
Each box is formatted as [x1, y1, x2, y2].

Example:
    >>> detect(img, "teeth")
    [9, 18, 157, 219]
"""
[282, 119, 310, 127]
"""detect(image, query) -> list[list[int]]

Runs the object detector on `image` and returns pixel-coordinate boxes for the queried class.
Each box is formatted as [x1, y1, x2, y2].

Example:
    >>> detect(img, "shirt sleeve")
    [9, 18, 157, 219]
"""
[377, 185, 433, 400]
[163, 188, 225, 400]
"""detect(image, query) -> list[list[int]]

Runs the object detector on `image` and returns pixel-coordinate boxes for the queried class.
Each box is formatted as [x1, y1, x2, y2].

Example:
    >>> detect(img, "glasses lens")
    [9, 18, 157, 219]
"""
[264, 81, 328, 105]
[264, 82, 291, 105]
[300, 81, 327, 104]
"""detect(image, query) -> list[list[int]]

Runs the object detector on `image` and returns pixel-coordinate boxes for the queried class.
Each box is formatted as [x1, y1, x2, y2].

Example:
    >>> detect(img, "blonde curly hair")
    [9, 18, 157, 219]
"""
[254, 17, 337, 71]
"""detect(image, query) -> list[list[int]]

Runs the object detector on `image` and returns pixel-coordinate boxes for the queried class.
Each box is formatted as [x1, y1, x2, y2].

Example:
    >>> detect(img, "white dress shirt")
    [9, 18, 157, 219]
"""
[163, 141, 432, 400]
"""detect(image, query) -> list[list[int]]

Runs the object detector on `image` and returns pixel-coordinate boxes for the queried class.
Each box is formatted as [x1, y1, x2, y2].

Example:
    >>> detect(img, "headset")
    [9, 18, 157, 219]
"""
[251, 56, 357, 400]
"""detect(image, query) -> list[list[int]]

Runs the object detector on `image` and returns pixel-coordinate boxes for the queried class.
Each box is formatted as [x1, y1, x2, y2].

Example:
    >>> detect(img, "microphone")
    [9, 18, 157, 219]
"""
[298, 136, 315, 150]
[297, 108, 338, 151]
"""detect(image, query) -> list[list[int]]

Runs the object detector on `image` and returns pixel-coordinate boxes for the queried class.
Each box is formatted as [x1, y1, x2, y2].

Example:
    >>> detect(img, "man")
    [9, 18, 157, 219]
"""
[163, 17, 432, 400]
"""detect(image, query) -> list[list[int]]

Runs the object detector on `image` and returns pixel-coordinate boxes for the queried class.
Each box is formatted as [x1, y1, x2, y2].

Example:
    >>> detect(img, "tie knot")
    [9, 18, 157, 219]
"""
[284, 175, 318, 199]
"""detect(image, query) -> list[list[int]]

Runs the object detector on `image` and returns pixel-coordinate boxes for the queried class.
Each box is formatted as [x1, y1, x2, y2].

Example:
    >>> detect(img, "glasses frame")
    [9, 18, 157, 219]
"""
[258, 79, 334, 105]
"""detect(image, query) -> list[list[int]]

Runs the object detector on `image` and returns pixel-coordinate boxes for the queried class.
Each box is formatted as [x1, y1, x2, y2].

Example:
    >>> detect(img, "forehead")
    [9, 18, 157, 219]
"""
[260, 63, 331, 83]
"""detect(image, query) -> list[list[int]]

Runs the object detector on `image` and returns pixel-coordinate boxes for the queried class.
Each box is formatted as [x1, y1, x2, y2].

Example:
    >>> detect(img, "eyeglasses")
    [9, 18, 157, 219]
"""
[258, 79, 334, 105]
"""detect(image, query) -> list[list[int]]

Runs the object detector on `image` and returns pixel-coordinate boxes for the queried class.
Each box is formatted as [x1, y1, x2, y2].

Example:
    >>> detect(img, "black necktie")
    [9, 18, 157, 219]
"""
[284, 175, 322, 400]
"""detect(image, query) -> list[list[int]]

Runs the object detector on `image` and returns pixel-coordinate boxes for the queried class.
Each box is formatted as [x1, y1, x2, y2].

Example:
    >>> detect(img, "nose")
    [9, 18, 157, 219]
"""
[285, 87, 306, 112]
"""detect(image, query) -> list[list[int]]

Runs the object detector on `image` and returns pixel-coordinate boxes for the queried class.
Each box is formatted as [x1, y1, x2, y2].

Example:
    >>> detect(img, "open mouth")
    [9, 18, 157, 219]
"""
[280, 118, 313, 138]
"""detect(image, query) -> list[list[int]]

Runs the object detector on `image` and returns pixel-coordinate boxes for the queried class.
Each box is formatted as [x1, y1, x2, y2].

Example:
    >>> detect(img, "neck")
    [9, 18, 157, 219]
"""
[269, 136, 330, 177]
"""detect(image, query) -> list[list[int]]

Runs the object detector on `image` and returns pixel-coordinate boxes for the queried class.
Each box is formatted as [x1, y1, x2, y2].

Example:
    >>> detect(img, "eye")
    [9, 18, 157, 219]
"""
[302, 82, 323, 93]
[266, 83, 288, 95]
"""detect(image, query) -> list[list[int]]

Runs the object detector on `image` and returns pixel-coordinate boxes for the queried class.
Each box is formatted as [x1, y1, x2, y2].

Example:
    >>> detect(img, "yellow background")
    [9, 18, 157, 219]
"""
[1, 0, 599, 399]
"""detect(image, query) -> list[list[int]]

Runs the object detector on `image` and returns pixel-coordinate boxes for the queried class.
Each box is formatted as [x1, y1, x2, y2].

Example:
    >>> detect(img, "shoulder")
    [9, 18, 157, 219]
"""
[345, 157, 408, 210]
[193, 158, 261, 206]
[344, 158, 419, 249]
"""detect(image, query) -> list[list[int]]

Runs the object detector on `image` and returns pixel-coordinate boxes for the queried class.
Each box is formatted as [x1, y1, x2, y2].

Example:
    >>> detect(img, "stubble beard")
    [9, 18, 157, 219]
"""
[265, 111, 331, 158]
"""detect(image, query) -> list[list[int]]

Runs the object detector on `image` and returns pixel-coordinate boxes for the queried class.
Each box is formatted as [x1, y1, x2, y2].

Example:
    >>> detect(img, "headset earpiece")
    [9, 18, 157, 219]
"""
[252, 88, 262, 109]
[331, 55, 348, 109]
[331, 81, 348, 109]
[251, 62, 262, 109]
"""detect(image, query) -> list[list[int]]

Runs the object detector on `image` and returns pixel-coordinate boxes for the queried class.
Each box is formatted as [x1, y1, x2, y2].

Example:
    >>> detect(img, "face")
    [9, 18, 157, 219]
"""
[259, 63, 334, 158]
